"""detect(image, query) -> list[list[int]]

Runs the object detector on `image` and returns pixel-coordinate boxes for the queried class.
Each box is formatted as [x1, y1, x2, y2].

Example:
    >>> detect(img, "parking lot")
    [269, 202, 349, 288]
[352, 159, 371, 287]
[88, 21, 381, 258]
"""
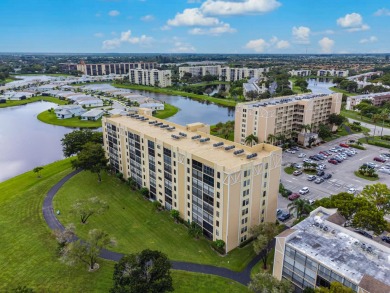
[278, 135, 390, 215]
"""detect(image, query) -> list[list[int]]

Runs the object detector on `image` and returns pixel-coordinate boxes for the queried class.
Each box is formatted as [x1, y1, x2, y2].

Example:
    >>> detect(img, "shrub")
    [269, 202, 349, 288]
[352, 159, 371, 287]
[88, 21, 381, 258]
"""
[372, 141, 390, 148]
[139, 187, 149, 198]
[214, 239, 225, 249]
[349, 144, 366, 150]
[152, 201, 162, 211]
[116, 172, 124, 181]
[238, 237, 254, 248]
[211, 241, 225, 255]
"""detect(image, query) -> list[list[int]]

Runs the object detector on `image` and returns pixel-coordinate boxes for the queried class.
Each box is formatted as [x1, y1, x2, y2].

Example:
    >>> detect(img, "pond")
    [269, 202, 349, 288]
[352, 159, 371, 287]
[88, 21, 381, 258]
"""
[0, 101, 73, 182]
[307, 78, 335, 95]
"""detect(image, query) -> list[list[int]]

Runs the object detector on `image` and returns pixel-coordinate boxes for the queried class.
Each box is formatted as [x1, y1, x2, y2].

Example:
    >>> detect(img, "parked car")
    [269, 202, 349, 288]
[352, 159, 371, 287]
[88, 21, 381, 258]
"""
[364, 162, 378, 169]
[381, 153, 390, 158]
[316, 154, 326, 160]
[293, 170, 303, 176]
[286, 149, 296, 154]
[378, 167, 390, 175]
[298, 153, 306, 158]
[316, 170, 325, 176]
[307, 175, 316, 181]
[354, 229, 373, 239]
[348, 188, 356, 194]
[288, 193, 301, 200]
[309, 155, 319, 161]
[276, 209, 283, 216]
[333, 157, 343, 163]
[284, 189, 293, 196]
[303, 158, 312, 163]
[293, 163, 302, 169]
[299, 187, 310, 195]
[291, 146, 300, 151]
[323, 173, 332, 179]
[278, 212, 291, 221]
[318, 164, 326, 169]
[314, 177, 325, 184]
[381, 236, 390, 244]
[328, 159, 338, 165]
[374, 157, 386, 163]
[339, 143, 350, 148]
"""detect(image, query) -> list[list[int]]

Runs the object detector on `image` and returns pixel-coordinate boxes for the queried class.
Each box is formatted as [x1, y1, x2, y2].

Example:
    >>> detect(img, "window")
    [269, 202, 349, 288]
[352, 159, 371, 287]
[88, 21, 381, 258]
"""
[217, 172, 220, 179]
[216, 220, 219, 227]
[216, 211, 219, 217]
[265, 163, 268, 169]
[216, 202, 220, 208]
[264, 182, 267, 188]
[217, 192, 220, 199]
[217, 182, 220, 189]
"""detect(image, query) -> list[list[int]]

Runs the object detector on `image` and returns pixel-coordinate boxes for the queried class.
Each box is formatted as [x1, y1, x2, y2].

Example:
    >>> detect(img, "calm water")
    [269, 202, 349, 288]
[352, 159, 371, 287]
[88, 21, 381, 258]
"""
[125, 89, 235, 125]
[0, 102, 73, 182]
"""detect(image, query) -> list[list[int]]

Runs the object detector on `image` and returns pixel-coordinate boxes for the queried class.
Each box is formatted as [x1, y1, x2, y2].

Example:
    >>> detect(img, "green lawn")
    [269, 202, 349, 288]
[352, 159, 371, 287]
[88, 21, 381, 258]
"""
[112, 83, 237, 107]
[250, 249, 275, 278]
[354, 171, 379, 181]
[153, 103, 180, 119]
[184, 81, 230, 87]
[11, 73, 71, 77]
[0, 96, 68, 108]
[54, 171, 255, 271]
[342, 109, 390, 129]
[37, 109, 103, 128]
[173, 271, 250, 293]
[358, 136, 390, 149]
[329, 87, 358, 97]
[284, 167, 294, 175]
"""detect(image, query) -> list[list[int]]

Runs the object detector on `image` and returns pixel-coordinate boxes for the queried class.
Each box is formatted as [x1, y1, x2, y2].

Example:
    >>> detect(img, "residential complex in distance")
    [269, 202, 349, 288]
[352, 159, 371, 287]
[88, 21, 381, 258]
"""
[102, 113, 282, 252]
[317, 69, 349, 77]
[273, 207, 390, 293]
[234, 93, 342, 145]
[345, 92, 390, 110]
[128, 68, 172, 87]
[60, 61, 157, 75]
[243, 77, 267, 99]
[179, 65, 269, 82]
[288, 70, 312, 77]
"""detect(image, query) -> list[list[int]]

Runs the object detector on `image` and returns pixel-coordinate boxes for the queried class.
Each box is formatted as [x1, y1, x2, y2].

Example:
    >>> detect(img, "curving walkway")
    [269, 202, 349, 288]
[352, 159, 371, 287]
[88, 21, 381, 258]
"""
[42, 170, 270, 285]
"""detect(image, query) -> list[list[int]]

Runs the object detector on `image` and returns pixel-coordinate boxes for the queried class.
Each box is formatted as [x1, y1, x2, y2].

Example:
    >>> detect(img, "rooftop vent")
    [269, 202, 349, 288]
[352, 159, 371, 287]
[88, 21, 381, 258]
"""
[179, 132, 187, 137]
[141, 117, 149, 121]
[149, 121, 157, 125]
[233, 149, 245, 156]
[213, 142, 224, 148]
[171, 134, 180, 140]
[199, 137, 210, 143]
[167, 127, 175, 131]
[225, 145, 236, 151]
[154, 122, 163, 127]
[192, 135, 201, 140]
[246, 153, 258, 160]
[160, 124, 169, 129]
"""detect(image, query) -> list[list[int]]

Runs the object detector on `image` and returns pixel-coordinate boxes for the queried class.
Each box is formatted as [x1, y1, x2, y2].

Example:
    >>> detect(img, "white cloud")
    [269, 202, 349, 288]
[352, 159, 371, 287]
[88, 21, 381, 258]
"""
[189, 23, 236, 35]
[108, 10, 120, 17]
[245, 36, 289, 52]
[141, 14, 154, 22]
[276, 40, 290, 49]
[170, 41, 196, 53]
[337, 13, 369, 32]
[200, 0, 281, 16]
[102, 30, 153, 50]
[167, 8, 220, 26]
[374, 8, 390, 16]
[292, 26, 311, 44]
[318, 37, 334, 53]
[360, 36, 378, 44]
[94, 33, 104, 38]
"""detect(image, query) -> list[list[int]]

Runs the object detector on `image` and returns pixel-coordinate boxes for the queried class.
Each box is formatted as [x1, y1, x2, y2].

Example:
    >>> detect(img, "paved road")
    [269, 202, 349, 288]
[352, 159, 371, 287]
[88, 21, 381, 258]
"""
[42, 169, 271, 285]
[348, 118, 390, 136]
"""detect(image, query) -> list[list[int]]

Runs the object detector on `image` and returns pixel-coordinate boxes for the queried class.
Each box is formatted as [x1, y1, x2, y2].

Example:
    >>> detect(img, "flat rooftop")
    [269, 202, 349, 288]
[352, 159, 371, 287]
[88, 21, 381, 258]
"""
[104, 115, 281, 171]
[350, 92, 390, 100]
[286, 208, 390, 286]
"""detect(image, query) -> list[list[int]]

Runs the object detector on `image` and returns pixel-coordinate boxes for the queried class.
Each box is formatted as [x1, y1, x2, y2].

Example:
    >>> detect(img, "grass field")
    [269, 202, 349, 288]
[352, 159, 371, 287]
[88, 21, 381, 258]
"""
[153, 103, 180, 119]
[354, 171, 379, 181]
[0, 159, 251, 292]
[284, 167, 295, 174]
[250, 249, 275, 278]
[11, 73, 71, 77]
[112, 83, 237, 107]
[37, 109, 102, 128]
[54, 171, 256, 271]
[0, 96, 67, 108]
[342, 109, 390, 129]
[329, 87, 358, 97]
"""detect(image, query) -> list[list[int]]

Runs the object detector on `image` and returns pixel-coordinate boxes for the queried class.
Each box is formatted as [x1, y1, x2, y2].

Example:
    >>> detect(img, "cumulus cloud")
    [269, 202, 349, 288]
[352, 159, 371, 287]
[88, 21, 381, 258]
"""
[292, 26, 311, 44]
[189, 23, 236, 35]
[360, 36, 378, 43]
[141, 14, 154, 22]
[102, 30, 153, 49]
[374, 8, 390, 16]
[170, 41, 196, 53]
[245, 36, 290, 52]
[167, 8, 220, 26]
[200, 0, 281, 16]
[318, 37, 334, 53]
[108, 10, 120, 17]
[337, 13, 369, 32]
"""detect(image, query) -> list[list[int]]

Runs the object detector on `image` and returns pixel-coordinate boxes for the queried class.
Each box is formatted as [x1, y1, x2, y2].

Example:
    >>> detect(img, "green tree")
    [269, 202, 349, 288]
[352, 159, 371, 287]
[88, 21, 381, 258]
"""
[359, 183, 390, 214]
[170, 209, 180, 223]
[315, 281, 354, 293]
[33, 166, 44, 178]
[328, 114, 346, 127]
[140, 187, 149, 198]
[71, 142, 108, 182]
[317, 124, 332, 140]
[249, 272, 293, 293]
[379, 109, 389, 138]
[245, 134, 259, 146]
[70, 196, 109, 224]
[352, 207, 387, 235]
[288, 199, 314, 218]
[267, 133, 276, 144]
[61, 229, 114, 271]
[250, 222, 280, 270]
[53, 223, 76, 252]
[110, 250, 173, 293]
[188, 221, 202, 239]
[61, 129, 103, 157]
[127, 177, 138, 190]
[246, 90, 259, 101]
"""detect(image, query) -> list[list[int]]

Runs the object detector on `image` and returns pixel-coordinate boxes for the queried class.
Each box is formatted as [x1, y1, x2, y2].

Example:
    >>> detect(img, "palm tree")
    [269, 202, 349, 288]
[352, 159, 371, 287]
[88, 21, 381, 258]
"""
[267, 133, 276, 145]
[380, 109, 389, 138]
[372, 114, 381, 137]
[245, 134, 259, 146]
[288, 199, 314, 218]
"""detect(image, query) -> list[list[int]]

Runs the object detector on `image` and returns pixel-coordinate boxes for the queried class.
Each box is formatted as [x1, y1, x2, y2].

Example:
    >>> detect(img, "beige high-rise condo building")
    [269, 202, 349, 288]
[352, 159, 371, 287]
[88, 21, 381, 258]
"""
[234, 93, 342, 145]
[273, 207, 390, 293]
[128, 69, 172, 87]
[103, 113, 282, 252]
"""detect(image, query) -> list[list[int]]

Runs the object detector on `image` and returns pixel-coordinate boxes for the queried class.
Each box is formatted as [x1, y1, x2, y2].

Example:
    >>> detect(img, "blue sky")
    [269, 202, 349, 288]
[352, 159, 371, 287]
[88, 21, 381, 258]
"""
[0, 0, 389, 54]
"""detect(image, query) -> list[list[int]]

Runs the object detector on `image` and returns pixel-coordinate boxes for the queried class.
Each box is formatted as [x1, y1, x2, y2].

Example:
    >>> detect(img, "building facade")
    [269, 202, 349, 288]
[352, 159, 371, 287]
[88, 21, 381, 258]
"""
[234, 93, 342, 145]
[102, 114, 282, 252]
[128, 69, 172, 87]
[317, 69, 349, 77]
[179, 65, 269, 82]
[345, 92, 390, 110]
[273, 207, 390, 293]
[289, 70, 312, 77]
[62, 61, 158, 76]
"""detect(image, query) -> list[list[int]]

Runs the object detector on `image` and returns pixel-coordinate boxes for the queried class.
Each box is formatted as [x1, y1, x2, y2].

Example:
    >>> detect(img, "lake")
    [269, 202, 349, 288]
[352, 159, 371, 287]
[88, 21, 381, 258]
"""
[0, 101, 73, 182]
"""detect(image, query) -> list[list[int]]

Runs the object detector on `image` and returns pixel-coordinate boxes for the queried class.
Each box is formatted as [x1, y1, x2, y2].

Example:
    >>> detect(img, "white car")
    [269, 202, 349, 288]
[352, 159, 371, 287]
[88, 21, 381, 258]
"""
[348, 188, 356, 194]
[379, 167, 390, 174]
[329, 148, 337, 152]
[303, 158, 312, 163]
[286, 149, 296, 154]
[298, 153, 306, 158]
[299, 187, 310, 195]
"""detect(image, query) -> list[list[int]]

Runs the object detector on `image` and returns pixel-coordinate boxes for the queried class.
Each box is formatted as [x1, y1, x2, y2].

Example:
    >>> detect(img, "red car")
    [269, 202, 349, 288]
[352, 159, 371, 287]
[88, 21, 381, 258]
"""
[374, 157, 386, 163]
[320, 151, 330, 157]
[339, 143, 350, 148]
[288, 193, 300, 200]
[328, 159, 338, 165]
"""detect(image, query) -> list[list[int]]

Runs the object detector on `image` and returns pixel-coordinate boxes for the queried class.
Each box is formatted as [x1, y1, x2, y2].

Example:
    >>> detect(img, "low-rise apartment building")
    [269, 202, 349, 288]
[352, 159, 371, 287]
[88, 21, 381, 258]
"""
[289, 70, 311, 77]
[179, 65, 269, 82]
[234, 93, 342, 145]
[128, 69, 172, 87]
[317, 69, 349, 77]
[273, 207, 390, 293]
[345, 92, 390, 110]
[102, 114, 282, 252]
